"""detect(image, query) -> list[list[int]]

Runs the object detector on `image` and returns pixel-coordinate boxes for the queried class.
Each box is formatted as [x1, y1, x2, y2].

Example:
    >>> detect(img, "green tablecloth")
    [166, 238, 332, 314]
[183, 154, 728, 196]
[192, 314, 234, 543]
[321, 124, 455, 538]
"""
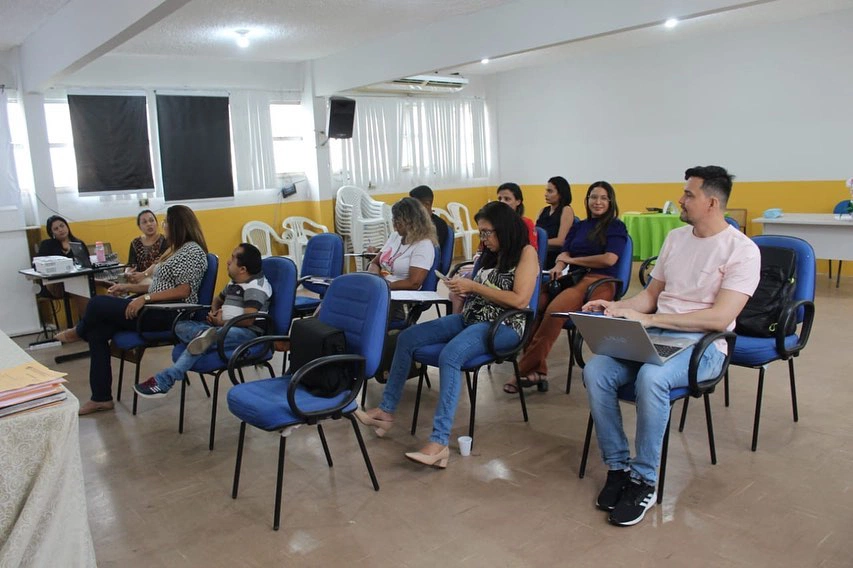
[622, 213, 686, 260]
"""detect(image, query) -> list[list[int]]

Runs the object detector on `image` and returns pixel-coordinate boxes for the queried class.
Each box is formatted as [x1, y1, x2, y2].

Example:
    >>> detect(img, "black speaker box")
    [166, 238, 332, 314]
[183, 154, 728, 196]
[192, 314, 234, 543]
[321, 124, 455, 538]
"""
[328, 96, 355, 139]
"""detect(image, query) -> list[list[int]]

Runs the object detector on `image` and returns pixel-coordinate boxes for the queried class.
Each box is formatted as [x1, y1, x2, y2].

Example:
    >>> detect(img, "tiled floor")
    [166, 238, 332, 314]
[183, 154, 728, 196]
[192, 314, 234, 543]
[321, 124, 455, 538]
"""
[15, 274, 853, 567]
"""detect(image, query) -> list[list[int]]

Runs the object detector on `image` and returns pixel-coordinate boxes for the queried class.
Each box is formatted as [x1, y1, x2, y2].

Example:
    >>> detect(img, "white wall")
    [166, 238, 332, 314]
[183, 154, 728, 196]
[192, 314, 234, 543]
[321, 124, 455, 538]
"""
[492, 9, 853, 184]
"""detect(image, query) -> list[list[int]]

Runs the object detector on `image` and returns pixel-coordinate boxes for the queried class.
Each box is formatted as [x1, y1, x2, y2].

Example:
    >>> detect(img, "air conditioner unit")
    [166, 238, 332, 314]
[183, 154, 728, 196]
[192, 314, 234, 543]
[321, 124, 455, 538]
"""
[357, 74, 469, 94]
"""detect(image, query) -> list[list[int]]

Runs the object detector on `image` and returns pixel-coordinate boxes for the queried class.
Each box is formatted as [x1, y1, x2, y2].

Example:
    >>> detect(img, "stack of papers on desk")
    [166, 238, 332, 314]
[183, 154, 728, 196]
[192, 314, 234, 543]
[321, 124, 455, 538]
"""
[0, 361, 67, 418]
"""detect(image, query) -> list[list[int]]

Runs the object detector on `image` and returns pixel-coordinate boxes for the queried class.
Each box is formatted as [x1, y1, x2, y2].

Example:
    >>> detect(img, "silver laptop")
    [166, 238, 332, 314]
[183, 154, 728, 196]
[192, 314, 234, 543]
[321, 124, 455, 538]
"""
[566, 311, 696, 365]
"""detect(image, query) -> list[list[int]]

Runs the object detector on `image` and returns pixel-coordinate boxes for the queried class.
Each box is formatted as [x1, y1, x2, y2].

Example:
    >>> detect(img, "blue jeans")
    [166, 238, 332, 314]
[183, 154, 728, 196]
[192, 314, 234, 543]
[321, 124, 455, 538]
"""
[152, 320, 257, 392]
[379, 314, 521, 446]
[583, 329, 726, 486]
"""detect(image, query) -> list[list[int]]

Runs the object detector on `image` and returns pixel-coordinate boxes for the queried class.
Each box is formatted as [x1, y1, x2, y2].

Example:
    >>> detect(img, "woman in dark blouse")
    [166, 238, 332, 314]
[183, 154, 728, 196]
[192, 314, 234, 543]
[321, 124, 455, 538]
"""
[536, 176, 575, 269]
[125, 209, 168, 283]
[510, 181, 627, 393]
[56, 205, 209, 415]
[36, 215, 89, 315]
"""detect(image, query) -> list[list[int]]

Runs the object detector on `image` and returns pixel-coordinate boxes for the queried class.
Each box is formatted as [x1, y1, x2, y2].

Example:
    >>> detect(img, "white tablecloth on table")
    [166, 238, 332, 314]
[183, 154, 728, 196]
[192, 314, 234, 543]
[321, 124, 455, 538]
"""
[0, 332, 96, 567]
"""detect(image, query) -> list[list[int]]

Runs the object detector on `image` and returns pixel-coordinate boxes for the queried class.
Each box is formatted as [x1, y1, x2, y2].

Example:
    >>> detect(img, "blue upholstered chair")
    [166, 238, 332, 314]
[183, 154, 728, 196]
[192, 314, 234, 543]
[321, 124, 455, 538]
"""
[293, 232, 344, 318]
[828, 200, 850, 288]
[562, 235, 633, 394]
[717, 235, 815, 451]
[113, 253, 219, 415]
[576, 332, 737, 503]
[167, 256, 297, 450]
[408, 260, 542, 443]
[226, 273, 390, 530]
[724, 216, 740, 230]
[536, 226, 548, 269]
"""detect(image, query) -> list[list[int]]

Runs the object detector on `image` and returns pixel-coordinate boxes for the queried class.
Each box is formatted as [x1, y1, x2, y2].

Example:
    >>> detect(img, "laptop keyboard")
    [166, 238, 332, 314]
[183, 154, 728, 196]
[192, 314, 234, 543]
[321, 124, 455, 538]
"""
[653, 343, 681, 358]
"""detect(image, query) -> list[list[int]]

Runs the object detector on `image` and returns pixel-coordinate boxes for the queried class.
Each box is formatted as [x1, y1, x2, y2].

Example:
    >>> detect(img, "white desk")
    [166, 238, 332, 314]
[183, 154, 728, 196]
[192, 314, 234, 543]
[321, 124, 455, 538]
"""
[0, 331, 97, 567]
[752, 214, 853, 261]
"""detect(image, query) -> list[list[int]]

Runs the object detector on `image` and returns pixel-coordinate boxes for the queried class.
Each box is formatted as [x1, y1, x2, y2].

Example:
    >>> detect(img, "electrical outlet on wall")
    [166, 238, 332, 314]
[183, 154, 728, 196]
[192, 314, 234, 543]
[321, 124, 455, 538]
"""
[139, 197, 149, 207]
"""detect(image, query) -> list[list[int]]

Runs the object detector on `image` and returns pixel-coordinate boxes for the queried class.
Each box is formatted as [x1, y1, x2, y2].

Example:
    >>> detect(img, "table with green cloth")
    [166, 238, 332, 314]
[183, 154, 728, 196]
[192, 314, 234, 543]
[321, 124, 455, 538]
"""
[622, 213, 686, 260]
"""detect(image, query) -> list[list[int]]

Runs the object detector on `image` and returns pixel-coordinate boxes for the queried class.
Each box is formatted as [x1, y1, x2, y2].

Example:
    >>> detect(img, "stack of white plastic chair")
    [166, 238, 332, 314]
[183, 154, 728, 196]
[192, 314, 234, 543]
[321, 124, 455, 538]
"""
[242, 221, 288, 258]
[335, 185, 389, 271]
[447, 202, 480, 259]
[281, 216, 329, 272]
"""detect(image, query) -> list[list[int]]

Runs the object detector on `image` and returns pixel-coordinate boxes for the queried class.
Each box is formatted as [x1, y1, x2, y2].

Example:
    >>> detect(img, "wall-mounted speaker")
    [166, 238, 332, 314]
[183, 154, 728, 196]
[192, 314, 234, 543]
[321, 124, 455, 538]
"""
[328, 96, 355, 139]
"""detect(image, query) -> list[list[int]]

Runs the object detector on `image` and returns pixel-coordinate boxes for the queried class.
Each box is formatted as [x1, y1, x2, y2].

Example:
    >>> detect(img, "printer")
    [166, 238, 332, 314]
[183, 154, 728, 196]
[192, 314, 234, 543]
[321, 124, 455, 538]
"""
[33, 255, 75, 275]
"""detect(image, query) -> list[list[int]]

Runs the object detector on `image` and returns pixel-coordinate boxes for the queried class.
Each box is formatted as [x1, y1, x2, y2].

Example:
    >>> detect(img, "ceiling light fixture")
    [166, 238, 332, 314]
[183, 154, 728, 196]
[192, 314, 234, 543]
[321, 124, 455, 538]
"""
[481, 58, 490, 64]
[664, 18, 678, 29]
[235, 29, 250, 48]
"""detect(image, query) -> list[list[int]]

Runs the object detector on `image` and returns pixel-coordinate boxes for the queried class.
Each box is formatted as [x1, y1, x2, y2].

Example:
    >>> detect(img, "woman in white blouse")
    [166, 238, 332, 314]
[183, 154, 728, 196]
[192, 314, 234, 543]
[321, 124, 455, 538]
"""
[368, 197, 436, 292]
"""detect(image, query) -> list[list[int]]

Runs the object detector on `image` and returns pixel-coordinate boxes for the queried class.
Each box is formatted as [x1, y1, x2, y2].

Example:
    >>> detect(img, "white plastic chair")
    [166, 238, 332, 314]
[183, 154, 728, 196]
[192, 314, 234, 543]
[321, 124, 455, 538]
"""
[281, 216, 329, 270]
[447, 202, 479, 259]
[335, 185, 389, 271]
[242, 221, 288, 259]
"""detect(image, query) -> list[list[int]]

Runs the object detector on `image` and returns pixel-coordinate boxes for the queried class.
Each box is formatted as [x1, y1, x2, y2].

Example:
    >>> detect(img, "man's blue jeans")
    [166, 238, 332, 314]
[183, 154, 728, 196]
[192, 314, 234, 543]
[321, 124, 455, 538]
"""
[583, 329, 726, 486]
[152, 320, 257, 392]
[379, 314, 520, 446]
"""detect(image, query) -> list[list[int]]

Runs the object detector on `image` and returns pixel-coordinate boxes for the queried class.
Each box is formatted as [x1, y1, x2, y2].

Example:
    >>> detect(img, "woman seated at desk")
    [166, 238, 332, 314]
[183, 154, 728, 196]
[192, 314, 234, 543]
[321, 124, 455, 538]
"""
[124, 209, 168, 285]
[55, 205, 209, 416]
[35, 215, 90, 319]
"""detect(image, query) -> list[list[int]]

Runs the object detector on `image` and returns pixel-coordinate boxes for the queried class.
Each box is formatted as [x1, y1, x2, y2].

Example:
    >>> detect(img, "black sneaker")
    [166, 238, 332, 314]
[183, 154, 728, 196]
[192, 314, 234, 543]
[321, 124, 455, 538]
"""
[188, 327, 218, 355]
[596, 469, 631, 511]
[608, 479, 657, 526]
[134, 377, 169, 399]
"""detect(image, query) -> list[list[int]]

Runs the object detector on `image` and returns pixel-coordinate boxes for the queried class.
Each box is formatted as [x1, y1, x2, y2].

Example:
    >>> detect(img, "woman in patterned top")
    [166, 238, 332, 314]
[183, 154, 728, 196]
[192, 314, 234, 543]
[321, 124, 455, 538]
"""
[56, 205, 209, 415]
[125, 209, 168, 283]
[356, 201, 539, 468]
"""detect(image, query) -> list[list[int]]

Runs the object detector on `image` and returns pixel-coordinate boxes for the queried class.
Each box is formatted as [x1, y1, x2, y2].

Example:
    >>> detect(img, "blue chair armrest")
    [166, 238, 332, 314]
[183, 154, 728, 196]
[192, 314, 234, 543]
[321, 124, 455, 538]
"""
[287, 354, 366, 422]
[687, 331, 736, 397]
[775, 299, 815, 357]
[486, 307, 535, 361]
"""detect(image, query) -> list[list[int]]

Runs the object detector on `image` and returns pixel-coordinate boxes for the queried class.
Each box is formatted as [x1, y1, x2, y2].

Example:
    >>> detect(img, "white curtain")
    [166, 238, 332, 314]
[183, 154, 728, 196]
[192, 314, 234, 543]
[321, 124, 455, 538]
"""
[337, 97, 401, 189]
[230, 90, 277, 190]
[0, 91, 24, 221]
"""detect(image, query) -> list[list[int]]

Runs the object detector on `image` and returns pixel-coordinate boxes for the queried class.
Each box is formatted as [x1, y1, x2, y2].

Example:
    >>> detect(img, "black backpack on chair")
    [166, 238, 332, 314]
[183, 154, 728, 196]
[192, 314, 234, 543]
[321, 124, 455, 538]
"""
[735, 245, 797, 338]
[288, 317, 349, 397]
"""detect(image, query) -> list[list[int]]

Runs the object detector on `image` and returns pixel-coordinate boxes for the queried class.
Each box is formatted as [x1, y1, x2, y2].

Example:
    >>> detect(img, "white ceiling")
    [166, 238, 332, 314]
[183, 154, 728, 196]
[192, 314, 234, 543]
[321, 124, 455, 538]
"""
[2, 0, 853, 87]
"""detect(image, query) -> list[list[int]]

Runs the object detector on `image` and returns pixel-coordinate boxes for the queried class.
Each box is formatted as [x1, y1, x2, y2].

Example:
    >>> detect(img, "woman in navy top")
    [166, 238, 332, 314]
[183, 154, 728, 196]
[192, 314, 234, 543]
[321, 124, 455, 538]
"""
[509, 181, 627, 393]
[535, 176, 575, 268]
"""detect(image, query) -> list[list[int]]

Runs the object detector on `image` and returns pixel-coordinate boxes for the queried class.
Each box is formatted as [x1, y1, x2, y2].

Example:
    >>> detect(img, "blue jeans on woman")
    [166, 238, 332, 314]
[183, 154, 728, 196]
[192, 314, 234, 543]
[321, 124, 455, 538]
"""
[583, 329, 726, 486]
[151, 320, 258, 392]
[379, 314, 521, 446]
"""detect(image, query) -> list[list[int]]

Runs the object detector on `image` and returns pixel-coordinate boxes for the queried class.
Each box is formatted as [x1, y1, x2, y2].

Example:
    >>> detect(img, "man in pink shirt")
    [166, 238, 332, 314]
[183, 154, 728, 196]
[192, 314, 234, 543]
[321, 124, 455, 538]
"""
[582, 166, 760, 527]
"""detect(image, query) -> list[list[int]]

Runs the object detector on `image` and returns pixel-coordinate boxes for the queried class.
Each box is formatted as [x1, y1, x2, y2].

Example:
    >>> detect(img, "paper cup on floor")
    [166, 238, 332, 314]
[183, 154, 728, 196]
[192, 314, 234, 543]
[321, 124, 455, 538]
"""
[458, 436, 473, 456]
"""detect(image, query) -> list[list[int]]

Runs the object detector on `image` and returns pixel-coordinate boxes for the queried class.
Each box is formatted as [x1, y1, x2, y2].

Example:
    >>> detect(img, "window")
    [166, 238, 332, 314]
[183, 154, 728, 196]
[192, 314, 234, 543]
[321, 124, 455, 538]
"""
[6, 99, 34, 194]
[270, 103, 305, 174]
[44, 101, 77, 190]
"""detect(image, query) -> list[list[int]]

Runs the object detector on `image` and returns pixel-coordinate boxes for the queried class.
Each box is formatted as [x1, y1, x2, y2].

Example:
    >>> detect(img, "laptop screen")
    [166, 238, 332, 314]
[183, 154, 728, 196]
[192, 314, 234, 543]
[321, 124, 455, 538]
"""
[69, 242, 91, 268]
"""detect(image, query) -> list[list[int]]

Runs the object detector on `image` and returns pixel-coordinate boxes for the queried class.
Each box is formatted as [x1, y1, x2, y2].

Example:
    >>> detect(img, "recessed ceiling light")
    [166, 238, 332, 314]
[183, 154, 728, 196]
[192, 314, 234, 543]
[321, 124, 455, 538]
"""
[235, 29, 250, 48]
[481, 58, 490, 65]
[664, 18, 678, 29]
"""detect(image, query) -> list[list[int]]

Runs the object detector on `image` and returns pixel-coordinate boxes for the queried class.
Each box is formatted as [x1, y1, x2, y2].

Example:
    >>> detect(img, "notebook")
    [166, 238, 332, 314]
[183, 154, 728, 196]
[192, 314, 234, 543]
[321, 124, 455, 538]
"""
[565, 311, 696, 365]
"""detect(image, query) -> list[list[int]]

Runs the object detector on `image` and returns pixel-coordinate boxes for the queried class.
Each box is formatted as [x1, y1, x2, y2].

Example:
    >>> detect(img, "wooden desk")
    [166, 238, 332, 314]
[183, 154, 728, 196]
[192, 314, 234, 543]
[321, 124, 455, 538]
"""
[752, 214, 853, 261]
[0, 331, 96, 566]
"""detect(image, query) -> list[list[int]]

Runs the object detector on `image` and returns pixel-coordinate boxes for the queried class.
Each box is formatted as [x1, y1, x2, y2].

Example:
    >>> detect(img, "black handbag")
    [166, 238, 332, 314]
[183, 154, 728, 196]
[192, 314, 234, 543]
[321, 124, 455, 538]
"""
[546, 267, 590, 299]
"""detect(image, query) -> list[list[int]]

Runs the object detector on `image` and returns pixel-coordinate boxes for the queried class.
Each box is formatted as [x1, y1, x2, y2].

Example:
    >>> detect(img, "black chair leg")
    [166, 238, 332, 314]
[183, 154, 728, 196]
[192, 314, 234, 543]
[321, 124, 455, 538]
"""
[751, 368, 766, 451]
[262, 361, 275, 378]
[828, 260, 832, 279]
[678, 397, 689, 432]
[411, 370, 426, 435]
[132, 353, 142, 415]
[209, 373, 221, 451]
[837, 260, 842, 288]
[579, 413, 593, 478]
[424, 369, 432, 390]
[788, 358, 799, 422]
[360, 381, 367, 408]
[467, 370, 478, 439]
[658, 414, 672, 504]
[232, 422, 246, 498]
[199, 374, 211, 398]
[512, 361, 529, 423]
[179, 374, 187, 434]
[317, 424, 333, 467]
[703, 393, 717, 465]
[565, 329, 575, 394]
[117, 353, 125, 402]
[348, 414, 380, 491]
[273, 436, 287, 531]
[724, 370, 730, 407]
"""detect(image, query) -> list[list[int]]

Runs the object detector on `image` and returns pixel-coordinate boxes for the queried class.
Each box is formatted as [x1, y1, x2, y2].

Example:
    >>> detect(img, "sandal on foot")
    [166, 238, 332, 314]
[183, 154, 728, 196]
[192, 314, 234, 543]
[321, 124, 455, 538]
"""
[503, 382, 520, 394]
[519, 372, 549, 392]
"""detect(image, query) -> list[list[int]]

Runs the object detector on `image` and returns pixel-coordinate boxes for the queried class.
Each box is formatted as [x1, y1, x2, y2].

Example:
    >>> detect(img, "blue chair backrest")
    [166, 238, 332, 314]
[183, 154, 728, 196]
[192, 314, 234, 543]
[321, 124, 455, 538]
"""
[318, 273, 390, 378]
[439, 224, 455, 274]
[261, 256, 298, 335]
[833, 200, 850, 214]
[751, 235, 815, 323]
[535, 227, 548, 268]
[302, 233, 344, 295]
[193, 253, 219, 321]
[612, 235, 634, 299]
[724, 216, 740, 230]
[420, 245, 442, 292]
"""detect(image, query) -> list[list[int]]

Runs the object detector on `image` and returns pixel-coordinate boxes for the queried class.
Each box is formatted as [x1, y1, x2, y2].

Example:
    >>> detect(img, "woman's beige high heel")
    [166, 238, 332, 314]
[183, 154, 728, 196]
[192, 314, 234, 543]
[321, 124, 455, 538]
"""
[354, 409, 394, 437]
[405, 446, 450, 469]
